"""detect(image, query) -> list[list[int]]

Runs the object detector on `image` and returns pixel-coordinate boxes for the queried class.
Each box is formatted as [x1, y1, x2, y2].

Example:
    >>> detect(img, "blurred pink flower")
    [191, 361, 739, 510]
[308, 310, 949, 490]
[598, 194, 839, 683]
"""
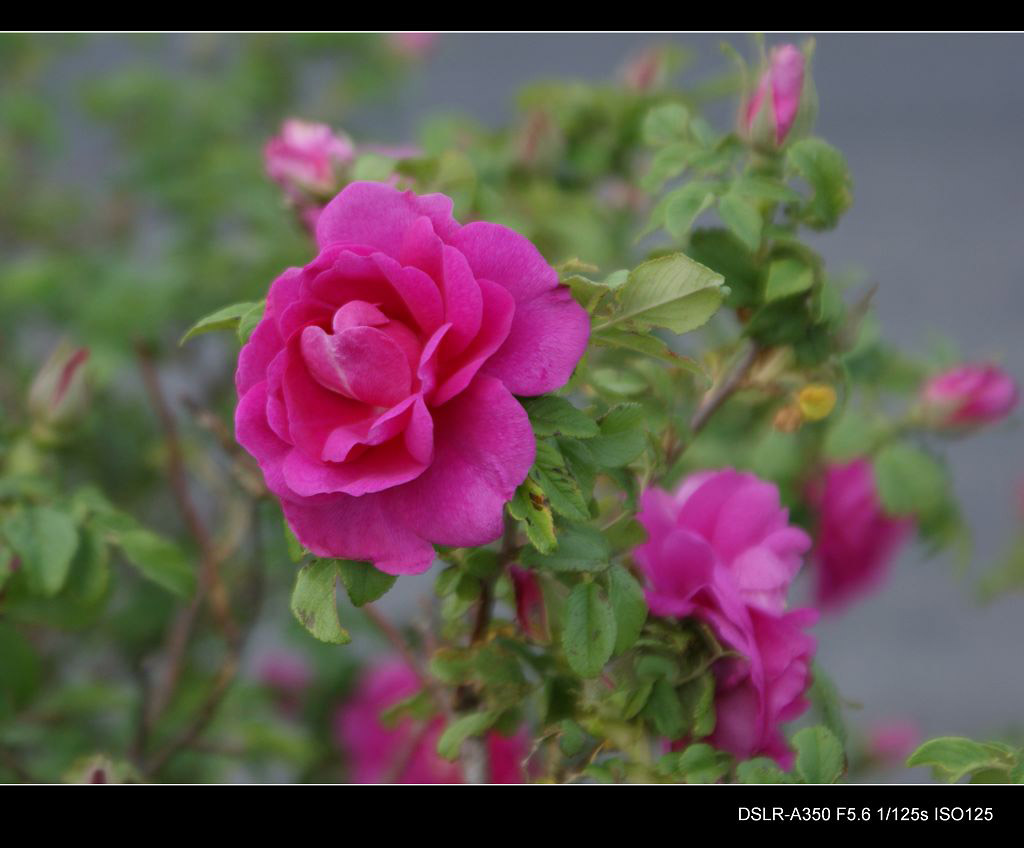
[743, 44, 805, 146]
[634, 469, 817, 767]
[920, 363, 1018, 430]
[257, 650, 313, 716]
[866, 719, 920, 764]
[334, 659, 526, 783]
[810, 459, 914, 612]
[235, 182, 588, 574]
[264, 119, 354, 200]
[387, 32, 439, 60]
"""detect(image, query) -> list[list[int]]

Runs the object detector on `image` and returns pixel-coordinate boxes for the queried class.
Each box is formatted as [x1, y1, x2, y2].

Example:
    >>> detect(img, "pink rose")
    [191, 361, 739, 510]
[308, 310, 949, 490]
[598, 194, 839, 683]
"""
[235, 182, 589, 574]
[743, 44, 805, 146]
[920, 363, 1018, 430]
[334, 659, 527, 783]
[810, 459, 914, 611]
[634, 470, 816, 766]
[264, 119, 355, 201]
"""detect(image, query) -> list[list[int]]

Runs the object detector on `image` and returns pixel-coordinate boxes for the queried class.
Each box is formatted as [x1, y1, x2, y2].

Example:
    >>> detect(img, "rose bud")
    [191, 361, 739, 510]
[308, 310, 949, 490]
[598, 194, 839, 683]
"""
[920, 363, 1018, 430]
[742, 44, 807, 148]
[264, 119, 355, 203]
[866, 719, 920, 765]
[27, 341, 90, 441]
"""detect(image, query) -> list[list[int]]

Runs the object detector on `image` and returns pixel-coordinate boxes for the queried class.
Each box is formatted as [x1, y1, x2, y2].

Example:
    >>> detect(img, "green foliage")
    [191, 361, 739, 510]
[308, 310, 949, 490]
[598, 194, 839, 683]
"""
[562, 582, 617, 678]
[290, 559, 351, 645]
[793, 725, 845, 784]
[337, 560, 397, 607]
[907, 737, 1023, 784]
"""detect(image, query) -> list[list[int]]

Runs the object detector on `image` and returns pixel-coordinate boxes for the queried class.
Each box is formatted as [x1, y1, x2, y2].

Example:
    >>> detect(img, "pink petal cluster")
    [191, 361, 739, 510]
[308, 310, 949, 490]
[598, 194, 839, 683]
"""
[810, 459, 914, 612]
[743, 44, 805, 145]
[334, 659, 526, 783]
[920, 363, 1018, 429]
[634, 469, 817, 766]
[264, 119, 355, 201]
[235, 182, 589, 574]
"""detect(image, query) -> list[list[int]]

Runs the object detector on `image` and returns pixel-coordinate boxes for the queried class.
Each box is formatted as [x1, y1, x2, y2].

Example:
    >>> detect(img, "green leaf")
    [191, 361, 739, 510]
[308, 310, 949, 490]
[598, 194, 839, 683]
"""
[765, 256, 814, 302]
[906, 737, 1018, 783]
[587, 403, 647, 468]
[180, 301, 259, 345]
[290, 559, 350, 645]
[436, 710, 502, 761]
[786, 137, 853, 230]
[337, 560, 397, 607]
[592, 328, 705, 374]
[607, 565, 647, 655]
[114, 529, 195, 597]
[531, 439, 590, 523]
[873, 443, 946, 519]
[808, 662, 847, 745]
[283, 519, 306, 563]
[736, 757, 794, 784]
[521, 523, 610, 573]
[2, 506, 78, 596]
[236, 300, 265, 344]
[678, 671, 716, 739]
[643, 677, 687, 738]
[562, 582, 616, 678]
[661, 743, 732, 784]
[507, 479, 557, 554]
[793, 725, 845, 784]
[717, 191, 762, 252]
[523, 396, 598, 439]
[642, 102, 690, 145]
[600, 253, 726, 336]
[0, 621, 41, 715]
[664, 183, 717, 239]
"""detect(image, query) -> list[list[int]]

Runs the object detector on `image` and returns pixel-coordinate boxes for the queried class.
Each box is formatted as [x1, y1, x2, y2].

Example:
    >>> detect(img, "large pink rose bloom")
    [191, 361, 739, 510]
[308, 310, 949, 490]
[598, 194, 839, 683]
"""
[335, 659, 526, 783]
[236, 182, 589, 574]
[920, 363, 1018, 430]
[264, 119, 355, 200]
[743, 44, 805, 145]
[810, 459, 914, 611]
[634, 469, 817, 766]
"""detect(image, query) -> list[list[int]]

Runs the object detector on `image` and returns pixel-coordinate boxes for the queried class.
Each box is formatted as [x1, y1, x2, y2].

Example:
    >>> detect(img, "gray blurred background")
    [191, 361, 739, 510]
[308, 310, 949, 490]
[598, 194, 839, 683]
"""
[365, 33, 1024, 777]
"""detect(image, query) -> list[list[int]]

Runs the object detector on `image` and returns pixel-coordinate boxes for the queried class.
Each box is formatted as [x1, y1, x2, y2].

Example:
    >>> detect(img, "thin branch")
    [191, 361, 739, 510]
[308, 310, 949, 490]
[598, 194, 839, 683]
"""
[689, 342, 760, 434]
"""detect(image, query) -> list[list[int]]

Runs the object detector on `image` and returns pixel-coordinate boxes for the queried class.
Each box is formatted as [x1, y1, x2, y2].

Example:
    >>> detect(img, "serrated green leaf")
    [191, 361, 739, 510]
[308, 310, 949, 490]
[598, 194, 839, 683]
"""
[793, 725, 845, 784]
[906, 737, 1018, 783]
[643, 677, 687, 738]
[180, 301, 259, 345]
[337, 559, 397, 607]
[718, 191, 762, 252]
[600, 253, 726, 336]
[587, 403, 647, 468]
[532, 439, 590, 522]
[678, 671, 716, 739]
[873, 443, 947, 519]
[2, 506, 78, 597]
[765, 256, 814, 302]
[562, 582, 616, 678]
[642, 102, 690, 145]
[523, 396, 597, 439]
[736, 757, 794, 784]
[661, 743, 732, 784]
[436, 710, 502, 761]
[114, 528, 195, 597]
[664, 183, 717, 239]
[290, 559, 350, 644]
[607, 565, 647, 655]
[508, 479, 557, 554]
[786, 137, 853, 230]
[521, 523, 609, 573]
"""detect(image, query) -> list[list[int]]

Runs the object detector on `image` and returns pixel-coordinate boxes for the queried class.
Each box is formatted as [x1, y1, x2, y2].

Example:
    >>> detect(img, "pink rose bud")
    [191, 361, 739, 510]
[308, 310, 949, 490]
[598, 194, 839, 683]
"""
[866, 719, 920, 765]
[810, 459, 914, 612]
[27, 341, 90, 436]
[387, 32, 439, 60]
[334, 659, 527, 783]
[509, 565, 548, 641]
[634, 470, 817, 767]
[257, 650, 313, 716]
[264, 119, 355, 202]
[620, 46, 668, 92]
[743, 44, 806, 147]
[235, 182, 588, 575]
[920, 363, 1018, 430]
